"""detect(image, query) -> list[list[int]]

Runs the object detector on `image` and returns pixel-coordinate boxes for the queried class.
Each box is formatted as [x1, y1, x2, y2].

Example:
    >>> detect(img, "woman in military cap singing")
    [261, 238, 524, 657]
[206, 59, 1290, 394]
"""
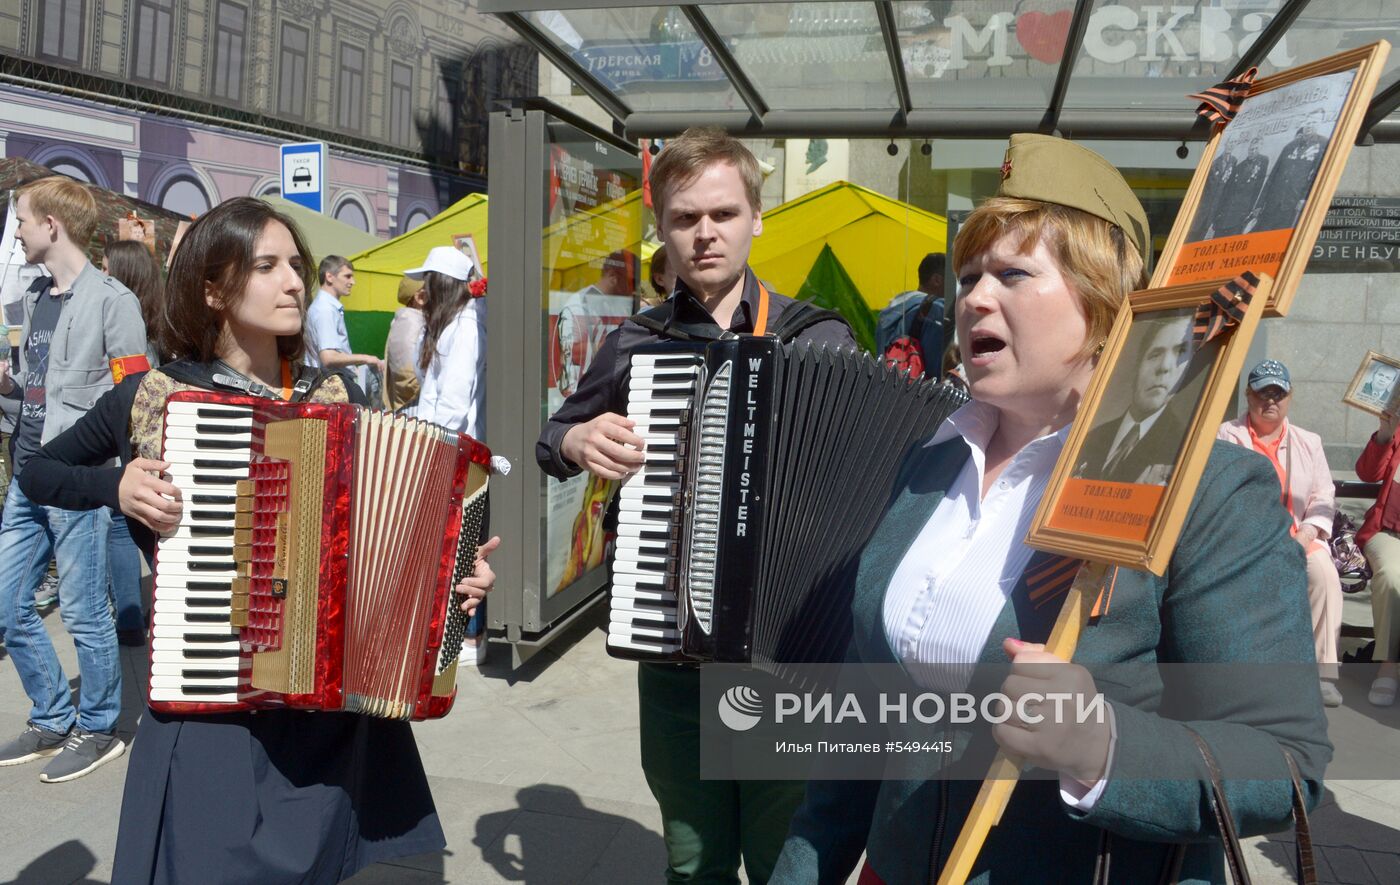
[771, 135, 1329, 884]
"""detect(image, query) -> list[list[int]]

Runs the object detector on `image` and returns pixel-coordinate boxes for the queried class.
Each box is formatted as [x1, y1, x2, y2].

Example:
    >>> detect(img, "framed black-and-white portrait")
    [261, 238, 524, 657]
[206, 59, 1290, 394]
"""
[1156, 43, 1390, 317]
[1343, 350, 1400, 417]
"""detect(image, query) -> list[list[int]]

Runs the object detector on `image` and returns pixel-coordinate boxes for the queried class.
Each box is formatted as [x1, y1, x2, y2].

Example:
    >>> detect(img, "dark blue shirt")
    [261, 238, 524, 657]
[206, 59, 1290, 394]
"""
[12, 286, 66, 473]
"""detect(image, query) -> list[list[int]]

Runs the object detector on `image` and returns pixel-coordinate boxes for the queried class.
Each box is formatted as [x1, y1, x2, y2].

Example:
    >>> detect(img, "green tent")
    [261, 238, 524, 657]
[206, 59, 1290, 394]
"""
[795, 244, 877, 353]
[258, 196, 382, 265]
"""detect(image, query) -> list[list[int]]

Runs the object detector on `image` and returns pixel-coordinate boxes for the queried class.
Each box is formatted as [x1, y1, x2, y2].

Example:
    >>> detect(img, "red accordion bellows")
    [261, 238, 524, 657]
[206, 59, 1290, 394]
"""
[148, 390, 491, 720]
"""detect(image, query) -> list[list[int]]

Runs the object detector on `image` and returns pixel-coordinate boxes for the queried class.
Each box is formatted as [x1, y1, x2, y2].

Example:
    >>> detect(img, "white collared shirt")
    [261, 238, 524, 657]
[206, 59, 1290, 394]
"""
[882, 399, 1069, 693]
[881, 398, 1113, 808]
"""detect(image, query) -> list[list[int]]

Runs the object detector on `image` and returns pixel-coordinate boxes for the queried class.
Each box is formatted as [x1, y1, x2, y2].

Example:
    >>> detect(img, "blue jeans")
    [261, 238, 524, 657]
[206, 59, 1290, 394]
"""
[108, 512, 145, 632]
[0, 481, 120, 734]
[466, 597, 485, 640]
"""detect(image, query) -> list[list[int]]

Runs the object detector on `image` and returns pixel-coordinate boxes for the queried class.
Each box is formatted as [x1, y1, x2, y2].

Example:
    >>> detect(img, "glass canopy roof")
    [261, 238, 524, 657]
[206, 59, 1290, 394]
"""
[481, 1, 1400, 142]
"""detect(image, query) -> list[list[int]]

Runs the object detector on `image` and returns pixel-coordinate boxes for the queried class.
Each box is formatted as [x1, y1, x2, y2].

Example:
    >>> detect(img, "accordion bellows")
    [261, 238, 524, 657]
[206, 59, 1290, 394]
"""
[150, 391, 490, 720]
[608, 338, 969, 666]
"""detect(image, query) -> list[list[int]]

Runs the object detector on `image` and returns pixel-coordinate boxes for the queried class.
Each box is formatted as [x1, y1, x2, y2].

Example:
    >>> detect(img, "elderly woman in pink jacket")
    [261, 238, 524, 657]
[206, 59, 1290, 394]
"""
[1219, 360, 1344, 705]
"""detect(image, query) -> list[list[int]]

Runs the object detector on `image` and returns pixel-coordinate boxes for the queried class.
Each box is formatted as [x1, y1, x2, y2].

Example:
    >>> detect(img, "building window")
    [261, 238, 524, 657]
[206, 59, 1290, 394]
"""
[36, 0, 84, 65]
[334, 198, 370, 233]
[130, 0, 175, 85]
[337, 43, 365, 132]
[402, 207, 432, 232]
[211, 1, 247, 103]
[277, 23, 309, 119]
[432, 60, 460, 160]
[46, 158, 95, 184]
[389, 61, 414, 148]
[160, 177, 211, 217]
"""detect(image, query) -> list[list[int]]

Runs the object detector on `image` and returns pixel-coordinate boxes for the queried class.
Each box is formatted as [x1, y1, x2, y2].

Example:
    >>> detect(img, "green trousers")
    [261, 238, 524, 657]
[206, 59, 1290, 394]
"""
[638, 663, 806, 885]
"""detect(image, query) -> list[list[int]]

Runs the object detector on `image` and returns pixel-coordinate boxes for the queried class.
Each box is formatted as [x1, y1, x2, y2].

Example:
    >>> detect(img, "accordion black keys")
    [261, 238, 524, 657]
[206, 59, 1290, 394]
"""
[608, 337, 969, 665]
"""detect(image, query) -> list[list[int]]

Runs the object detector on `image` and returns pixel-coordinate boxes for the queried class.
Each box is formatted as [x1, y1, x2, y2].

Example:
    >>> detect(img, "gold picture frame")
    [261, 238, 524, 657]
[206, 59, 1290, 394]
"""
[1026, 275, 1272, 575]
[1154, 41, 1389, 317]
[1342, 350, 1400, 418]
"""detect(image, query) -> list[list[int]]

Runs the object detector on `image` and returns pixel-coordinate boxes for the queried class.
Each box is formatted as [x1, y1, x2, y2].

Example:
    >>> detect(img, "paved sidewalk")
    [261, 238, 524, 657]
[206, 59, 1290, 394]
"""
[0, 602, 1396, 884]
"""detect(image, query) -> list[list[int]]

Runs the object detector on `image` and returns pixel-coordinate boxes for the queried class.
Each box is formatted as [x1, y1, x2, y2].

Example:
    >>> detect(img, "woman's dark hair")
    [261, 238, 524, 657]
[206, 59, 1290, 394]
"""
[418, 270, 473, 373]
[649, 245, 670, 298]
[103, 239, 166, 356]
[162, 197, 314, 363]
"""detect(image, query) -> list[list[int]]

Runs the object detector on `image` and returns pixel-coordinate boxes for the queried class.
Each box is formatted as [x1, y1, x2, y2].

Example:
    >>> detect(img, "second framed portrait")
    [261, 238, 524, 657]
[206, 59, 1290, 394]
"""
[1028, 276, 1272, 575]
[1155, 41, 1389, 317]
[1343, 350, 1400, 417]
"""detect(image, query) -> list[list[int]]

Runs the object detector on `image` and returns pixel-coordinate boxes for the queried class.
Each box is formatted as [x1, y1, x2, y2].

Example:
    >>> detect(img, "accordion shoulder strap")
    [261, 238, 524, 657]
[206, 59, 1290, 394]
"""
[629, 288, 849, 344]
[767, 300, 850, 342]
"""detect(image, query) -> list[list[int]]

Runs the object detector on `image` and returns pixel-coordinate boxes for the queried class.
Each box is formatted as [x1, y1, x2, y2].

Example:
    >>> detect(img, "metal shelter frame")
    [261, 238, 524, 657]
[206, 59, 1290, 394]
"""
[484, 0, 1400, 143]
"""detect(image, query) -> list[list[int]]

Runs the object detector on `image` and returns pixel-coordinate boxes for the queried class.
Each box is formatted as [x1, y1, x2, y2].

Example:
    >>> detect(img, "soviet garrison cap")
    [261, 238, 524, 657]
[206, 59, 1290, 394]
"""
[997, 133, 1151, 264]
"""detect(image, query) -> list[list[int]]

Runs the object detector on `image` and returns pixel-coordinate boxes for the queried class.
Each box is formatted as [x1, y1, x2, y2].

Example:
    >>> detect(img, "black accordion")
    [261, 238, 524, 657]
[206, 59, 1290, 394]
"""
[607, 337, 968, 665]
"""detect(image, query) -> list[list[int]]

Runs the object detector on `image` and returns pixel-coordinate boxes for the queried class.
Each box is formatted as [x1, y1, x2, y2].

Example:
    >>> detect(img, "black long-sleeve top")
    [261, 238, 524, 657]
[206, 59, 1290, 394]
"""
[19, 359, 364, 559]
[536, 269, 855, 479]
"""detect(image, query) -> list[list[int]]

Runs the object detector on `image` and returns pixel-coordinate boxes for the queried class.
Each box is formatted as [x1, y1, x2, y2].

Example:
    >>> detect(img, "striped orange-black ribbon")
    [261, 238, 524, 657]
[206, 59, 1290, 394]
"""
[1188, 68, 1258, 126]
[1191, 272, 1259, 350]
[1026, 555, 1118, 619]
[1026, 555, 1082, 611]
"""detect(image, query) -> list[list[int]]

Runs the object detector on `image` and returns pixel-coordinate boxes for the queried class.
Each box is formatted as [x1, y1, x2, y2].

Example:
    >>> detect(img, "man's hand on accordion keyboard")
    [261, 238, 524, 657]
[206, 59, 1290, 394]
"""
[560, 412, 646, 480]
[455, 535, 501, 614]
[120, 458, 184, 533]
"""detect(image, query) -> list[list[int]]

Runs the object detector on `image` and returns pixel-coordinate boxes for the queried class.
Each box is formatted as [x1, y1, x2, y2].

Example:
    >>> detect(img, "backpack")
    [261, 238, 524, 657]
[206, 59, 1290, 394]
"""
[879, 291, 941, 378]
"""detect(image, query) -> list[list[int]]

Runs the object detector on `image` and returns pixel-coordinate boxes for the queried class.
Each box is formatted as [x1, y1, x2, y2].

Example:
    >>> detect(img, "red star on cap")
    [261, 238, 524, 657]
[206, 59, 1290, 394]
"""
[1000, 159, 1013, 180]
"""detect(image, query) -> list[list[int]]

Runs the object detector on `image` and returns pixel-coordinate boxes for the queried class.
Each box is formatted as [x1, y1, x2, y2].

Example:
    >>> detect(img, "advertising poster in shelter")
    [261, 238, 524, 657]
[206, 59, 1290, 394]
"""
[1055, 308, 1220, 543]
[1167, 70, 1354, 284]
[542, 128, 641, 598]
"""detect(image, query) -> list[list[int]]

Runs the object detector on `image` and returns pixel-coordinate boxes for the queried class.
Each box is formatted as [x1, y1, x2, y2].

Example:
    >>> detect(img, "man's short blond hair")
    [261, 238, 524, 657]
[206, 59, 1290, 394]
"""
[17, 177, 99, 248]
[649, 127, 762, 216]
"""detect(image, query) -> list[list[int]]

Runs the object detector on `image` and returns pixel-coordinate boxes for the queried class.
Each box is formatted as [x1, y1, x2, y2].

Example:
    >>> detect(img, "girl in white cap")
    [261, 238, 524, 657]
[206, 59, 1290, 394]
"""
[405, 245, 488, 664]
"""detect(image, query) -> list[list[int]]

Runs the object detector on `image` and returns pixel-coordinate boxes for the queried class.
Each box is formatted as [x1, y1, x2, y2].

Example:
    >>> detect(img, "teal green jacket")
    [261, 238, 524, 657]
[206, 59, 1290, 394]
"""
[771, 439, 1331, 885]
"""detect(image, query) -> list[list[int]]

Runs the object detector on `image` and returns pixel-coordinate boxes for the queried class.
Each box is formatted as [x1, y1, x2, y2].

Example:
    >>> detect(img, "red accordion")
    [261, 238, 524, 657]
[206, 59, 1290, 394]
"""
[149, 390, 490, 720]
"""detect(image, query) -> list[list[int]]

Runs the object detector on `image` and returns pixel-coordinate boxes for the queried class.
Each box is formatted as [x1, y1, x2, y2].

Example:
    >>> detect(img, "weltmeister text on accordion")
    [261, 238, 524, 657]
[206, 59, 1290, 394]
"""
[608, 337, 968, 666]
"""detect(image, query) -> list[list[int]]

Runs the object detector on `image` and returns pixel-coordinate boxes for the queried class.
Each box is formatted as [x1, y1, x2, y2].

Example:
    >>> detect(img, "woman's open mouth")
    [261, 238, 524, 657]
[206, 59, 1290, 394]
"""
[968, 332, 1007, 365]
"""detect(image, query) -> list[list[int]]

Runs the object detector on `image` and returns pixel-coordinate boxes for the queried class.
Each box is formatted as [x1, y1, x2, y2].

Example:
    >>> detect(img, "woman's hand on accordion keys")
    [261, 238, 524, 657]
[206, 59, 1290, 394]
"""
[560, 413, 645, 480]
[455, 535, 501, 614]
[119, 458, 184, 533]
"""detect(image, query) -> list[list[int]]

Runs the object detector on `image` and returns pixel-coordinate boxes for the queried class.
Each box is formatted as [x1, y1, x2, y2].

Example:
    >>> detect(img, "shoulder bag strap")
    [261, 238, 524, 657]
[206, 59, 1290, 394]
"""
[1283, 751, 1318, 885]
[1180, 728, 1253, 885]
[1160, 737, 1316, 885]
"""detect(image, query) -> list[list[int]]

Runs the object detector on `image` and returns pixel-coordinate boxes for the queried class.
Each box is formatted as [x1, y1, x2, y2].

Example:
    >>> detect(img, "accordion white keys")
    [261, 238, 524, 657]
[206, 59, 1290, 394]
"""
[608, 337, 969, 666]
[149, 391, 491, 720]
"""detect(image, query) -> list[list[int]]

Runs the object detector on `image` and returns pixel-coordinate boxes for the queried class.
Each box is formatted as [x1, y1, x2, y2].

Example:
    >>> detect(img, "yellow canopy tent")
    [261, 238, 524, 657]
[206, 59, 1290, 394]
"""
[341, 193, 488, 353]
[748, 181, 948, 312]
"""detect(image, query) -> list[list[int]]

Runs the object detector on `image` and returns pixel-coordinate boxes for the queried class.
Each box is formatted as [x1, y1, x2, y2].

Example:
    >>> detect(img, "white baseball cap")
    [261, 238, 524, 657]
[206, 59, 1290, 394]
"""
[404, 246, 476, 281]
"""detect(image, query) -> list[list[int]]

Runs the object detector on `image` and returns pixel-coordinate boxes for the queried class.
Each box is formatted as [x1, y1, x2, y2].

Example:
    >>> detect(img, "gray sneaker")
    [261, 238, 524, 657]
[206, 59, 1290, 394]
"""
[34, 574, 59, 610]
[0, 723, 71, 766]
[38, 729, 126, 783]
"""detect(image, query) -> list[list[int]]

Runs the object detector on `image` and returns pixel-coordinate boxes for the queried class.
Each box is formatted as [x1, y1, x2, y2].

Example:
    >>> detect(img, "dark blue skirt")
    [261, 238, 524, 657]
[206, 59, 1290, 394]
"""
[112, 707, 445, 885]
